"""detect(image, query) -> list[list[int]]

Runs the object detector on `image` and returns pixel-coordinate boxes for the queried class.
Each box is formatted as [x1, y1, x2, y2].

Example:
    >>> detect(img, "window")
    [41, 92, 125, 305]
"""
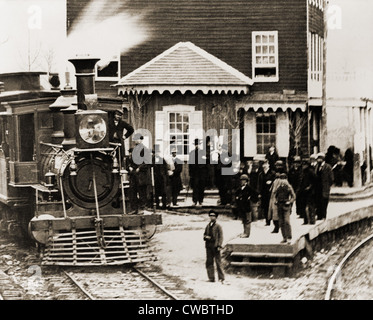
[252, 31, 279, 82]
[19, 114, 35, 161]
[309, 32, 323, 81]
[256, 112, 276, 154]
[96, 55, 120, 80]
[168, 112, 190, 156]
[156, 105, 201, 161]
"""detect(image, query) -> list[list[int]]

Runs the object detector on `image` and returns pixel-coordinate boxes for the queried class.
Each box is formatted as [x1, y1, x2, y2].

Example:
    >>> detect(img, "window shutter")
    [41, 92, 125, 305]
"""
[276, 111, 290, 157]
[155, 111, 168, 156]
[244, 111, 256, 157]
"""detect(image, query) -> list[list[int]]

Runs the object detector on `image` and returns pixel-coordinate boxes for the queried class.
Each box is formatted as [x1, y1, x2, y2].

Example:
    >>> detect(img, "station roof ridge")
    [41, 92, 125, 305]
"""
[114, 41, 253, 95]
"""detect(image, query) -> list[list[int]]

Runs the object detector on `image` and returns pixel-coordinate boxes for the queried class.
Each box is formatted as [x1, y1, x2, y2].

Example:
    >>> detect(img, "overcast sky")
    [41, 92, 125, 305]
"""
[0, 0, 372, 98]
[0, 0, 66, 74]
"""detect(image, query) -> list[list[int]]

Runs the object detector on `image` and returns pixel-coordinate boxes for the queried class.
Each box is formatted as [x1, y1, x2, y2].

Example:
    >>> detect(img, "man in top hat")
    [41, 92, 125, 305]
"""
[203, 209, 225, 283]
[169, 148, 183, 206]
[258, 159, 276, 226]
[108, 108, 134, 157]
[189, 138, 208, 206]
[288, 155, 303, 218]
[153, 145, 169, 209]
[315, 152, 334, 220]
[214, 144, 233, 206]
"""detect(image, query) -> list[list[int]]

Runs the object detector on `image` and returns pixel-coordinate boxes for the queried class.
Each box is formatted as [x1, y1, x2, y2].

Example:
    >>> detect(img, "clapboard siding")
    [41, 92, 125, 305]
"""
[67, 0, 311, 95]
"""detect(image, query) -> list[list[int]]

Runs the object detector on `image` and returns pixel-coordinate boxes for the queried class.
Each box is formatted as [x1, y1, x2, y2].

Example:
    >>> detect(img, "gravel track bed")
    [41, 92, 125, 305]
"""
[1, 213, 372, 300]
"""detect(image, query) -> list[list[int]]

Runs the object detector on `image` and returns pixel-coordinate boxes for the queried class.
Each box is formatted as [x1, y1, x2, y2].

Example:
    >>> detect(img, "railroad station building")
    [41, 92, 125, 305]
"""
[67, 0, 324, 165]
[65, 0, 372, 186]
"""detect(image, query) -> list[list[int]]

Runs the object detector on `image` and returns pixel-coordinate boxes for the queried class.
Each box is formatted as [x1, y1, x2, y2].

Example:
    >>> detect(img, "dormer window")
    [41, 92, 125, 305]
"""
[252, 31, 279, 82]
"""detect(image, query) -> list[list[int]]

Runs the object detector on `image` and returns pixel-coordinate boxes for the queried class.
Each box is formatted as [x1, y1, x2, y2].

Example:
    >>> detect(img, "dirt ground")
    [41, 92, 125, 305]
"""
[149, 211, 309, 300]
[148, 209, 373, 300]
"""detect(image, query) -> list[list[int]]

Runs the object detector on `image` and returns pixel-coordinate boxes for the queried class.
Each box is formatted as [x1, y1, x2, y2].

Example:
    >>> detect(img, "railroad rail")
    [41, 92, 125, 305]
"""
[325, 232, 373, 300]
[60, 266, 182, 300]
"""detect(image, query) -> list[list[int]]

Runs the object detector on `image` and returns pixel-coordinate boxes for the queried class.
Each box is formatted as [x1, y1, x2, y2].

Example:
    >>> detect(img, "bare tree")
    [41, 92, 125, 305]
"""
[127, 91, 151, 130]
[289, 110, 308, 157]
[17, 32, 43, 71]
[43, 47, 56, 74]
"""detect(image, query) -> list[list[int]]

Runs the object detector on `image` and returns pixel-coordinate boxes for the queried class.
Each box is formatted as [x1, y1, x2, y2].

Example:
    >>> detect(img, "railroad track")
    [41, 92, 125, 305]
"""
[1, 233, 192, 300]
[59, 266, 189, 300]
[0, 264, 190, 300]
[325, 232, 373, 300]
[0, 270, 26, 300]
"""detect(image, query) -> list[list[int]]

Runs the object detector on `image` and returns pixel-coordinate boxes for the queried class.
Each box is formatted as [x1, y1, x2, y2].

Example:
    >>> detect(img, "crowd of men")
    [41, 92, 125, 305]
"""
[109, 108, 335, 243]
[230, 151, 334, 244]
[187, 142, 334, 244]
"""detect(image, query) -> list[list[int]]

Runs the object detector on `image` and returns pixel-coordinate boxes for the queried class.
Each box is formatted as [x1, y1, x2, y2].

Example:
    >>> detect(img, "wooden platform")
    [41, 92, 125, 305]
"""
[225, 198, 373, 270]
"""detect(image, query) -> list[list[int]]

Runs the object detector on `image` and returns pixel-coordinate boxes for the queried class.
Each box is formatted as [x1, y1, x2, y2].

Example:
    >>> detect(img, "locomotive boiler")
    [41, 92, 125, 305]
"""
[0, 57, 162, 266]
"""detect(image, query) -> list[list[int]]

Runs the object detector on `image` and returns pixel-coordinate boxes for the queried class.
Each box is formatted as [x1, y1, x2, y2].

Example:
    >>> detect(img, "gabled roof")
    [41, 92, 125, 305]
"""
[114, 42, 253, 95]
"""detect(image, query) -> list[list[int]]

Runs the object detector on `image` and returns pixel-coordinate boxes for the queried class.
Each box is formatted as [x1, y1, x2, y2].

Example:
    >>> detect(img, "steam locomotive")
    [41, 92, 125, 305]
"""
[0, 57, 162, 266]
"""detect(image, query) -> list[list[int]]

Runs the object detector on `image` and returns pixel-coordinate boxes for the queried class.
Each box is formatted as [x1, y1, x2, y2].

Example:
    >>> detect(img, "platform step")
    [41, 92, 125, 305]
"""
[230, 252, 294, 259]
[230, 261, 293, 267]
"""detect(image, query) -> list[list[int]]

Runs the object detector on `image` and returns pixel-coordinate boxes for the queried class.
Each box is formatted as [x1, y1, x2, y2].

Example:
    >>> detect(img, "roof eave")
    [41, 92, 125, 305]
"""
[116, 84, 251, 95]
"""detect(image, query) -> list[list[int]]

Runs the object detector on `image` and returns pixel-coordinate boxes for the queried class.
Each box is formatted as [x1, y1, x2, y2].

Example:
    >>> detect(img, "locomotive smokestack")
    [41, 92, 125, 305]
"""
[68, 56, 100, 110]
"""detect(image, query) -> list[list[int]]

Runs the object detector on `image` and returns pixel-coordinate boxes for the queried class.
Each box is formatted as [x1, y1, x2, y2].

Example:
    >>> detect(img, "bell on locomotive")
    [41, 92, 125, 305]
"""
[28, 56, 162, 266]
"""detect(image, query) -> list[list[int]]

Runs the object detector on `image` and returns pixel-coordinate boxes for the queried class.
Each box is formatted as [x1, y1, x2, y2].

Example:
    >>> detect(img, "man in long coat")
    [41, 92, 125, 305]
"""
[214, 144, 233, 206]
[297, 156, 317, 224]
[258, 160, 276, 226]
[131, 133, 152, 210]
[315, 152, 334, 220]
[232, 174, 257, 238]
[189, 139, 208, 206]
[153, 147, 169, 209]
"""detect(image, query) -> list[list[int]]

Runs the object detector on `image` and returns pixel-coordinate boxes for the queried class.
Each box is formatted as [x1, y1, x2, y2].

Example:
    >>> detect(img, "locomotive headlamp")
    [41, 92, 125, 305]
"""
[75, 110, 109, 149]
[78, 114, 107, 144]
